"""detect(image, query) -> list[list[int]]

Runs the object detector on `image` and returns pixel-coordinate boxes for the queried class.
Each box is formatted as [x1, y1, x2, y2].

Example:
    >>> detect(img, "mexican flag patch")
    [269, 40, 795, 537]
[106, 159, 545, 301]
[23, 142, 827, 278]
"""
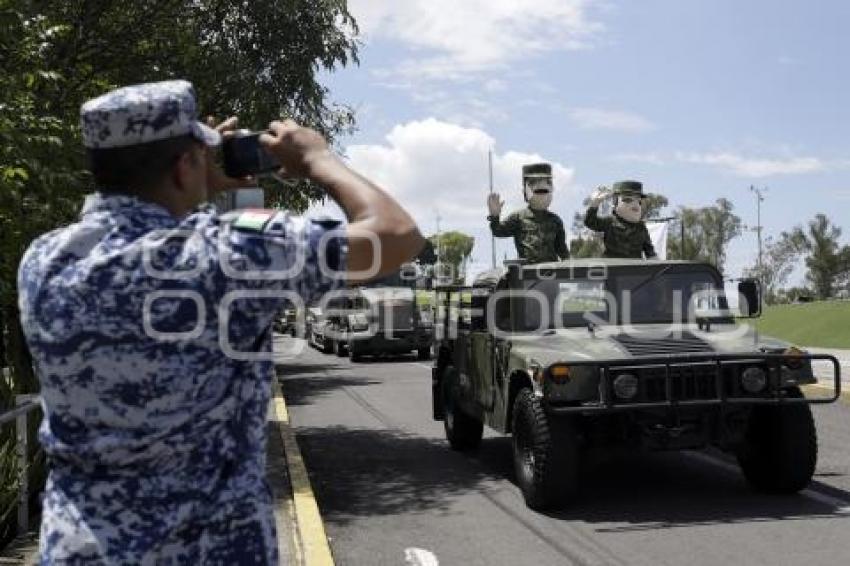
[232, 209, 275, 232]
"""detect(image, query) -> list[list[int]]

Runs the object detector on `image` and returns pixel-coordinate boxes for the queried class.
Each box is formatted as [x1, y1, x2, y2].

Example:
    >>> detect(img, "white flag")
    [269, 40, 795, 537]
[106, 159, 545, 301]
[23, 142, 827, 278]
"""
[647, 221, 670, 260]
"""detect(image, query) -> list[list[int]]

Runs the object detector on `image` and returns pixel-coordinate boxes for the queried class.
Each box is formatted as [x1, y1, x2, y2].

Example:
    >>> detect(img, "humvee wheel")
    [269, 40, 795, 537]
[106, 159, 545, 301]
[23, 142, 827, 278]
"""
[442, 367, 483, 451]
[350, 345, 364, 362]
[321, 337, 334, 354]
[335, 339, 348, 357]
[417, 347, 431, 361]
[512, 389, 578, 510]
[736, 386, 817, 494]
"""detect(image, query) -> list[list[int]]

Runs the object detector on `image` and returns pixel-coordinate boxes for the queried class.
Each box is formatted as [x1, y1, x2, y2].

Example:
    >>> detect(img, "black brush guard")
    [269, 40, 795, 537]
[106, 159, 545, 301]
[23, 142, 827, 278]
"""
[547, 352, 841, 414]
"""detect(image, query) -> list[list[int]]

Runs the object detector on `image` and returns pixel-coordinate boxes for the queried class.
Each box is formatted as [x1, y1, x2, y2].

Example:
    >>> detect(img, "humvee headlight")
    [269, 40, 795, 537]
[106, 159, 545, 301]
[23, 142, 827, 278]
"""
[741, 366, 767, 393]
[783, 347, 805, 370]
[613, 374, 639, 400]
[548, 365, 571, 384]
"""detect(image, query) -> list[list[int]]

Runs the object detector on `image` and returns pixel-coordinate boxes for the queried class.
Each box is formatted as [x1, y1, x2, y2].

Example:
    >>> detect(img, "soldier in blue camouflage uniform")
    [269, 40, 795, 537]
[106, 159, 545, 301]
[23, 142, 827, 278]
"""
[487, 163, 570, 264]
[17, 80, 423, 564]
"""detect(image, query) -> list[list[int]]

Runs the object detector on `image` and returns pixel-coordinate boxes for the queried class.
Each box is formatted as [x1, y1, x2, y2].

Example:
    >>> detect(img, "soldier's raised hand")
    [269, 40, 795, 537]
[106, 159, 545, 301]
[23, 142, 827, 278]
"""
[589, 185, 611, 207]
[487, 193, 504, 217]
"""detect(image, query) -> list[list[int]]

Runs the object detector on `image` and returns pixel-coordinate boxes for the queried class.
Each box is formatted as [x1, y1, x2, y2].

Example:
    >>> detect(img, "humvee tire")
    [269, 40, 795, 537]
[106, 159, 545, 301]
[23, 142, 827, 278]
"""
[350, 345, 364, 362]
[335, 339, 348, 357]
[736, 386, 817, 494]
[417, 347, 431, 361]
[512, 388, 579, 510]
[442, 367, 483, 451]
[321, 337, 334, 354]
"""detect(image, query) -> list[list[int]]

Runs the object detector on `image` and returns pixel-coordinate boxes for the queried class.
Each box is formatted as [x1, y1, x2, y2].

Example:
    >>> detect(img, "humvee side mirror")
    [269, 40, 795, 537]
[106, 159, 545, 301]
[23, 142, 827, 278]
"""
[738, 279, 761, 318]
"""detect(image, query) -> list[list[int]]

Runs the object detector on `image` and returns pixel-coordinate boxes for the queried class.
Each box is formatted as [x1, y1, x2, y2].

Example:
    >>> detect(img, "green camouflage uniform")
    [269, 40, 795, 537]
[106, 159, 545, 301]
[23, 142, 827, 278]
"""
[584, 207, 656, 259]
[489, 207, 570, 263]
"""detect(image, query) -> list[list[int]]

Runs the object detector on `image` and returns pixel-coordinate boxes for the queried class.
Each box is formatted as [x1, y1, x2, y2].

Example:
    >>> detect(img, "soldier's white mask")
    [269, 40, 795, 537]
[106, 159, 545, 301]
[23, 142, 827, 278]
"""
[615, 194, 643, 223]
[525, 178, 553, 211]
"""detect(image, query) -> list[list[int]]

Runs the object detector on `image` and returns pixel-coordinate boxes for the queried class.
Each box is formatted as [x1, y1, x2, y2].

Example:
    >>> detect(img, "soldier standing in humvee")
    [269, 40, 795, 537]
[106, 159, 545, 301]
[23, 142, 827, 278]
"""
[585, 180, 657, 259]
[486, 163, 570, 263]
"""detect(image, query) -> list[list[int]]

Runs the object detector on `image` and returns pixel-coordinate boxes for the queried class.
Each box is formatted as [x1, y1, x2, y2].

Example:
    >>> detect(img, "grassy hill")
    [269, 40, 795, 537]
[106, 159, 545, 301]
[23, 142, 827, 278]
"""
[753, 301, 850, 349]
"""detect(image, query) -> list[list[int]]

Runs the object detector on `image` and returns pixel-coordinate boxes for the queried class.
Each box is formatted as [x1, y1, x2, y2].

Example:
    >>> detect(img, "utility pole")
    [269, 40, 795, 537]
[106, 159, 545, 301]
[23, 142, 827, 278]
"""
[749, 185, 767, 276]
[435, 210, 442, 284]
[488, 148, 496, 269]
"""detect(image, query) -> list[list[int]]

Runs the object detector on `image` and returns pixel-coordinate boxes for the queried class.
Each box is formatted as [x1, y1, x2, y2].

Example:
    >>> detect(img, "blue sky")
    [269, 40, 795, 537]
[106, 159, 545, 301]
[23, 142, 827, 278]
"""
[312, 0, 850, 284]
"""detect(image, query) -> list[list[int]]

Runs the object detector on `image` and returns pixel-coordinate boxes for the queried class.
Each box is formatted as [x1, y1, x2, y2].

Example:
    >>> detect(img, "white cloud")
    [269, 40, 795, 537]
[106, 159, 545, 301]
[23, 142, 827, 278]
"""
[307, 118, 580, 268]
[569, 107, 655, 133]
[676, 152, 827, 177]
[350, 0, 603, 80]
[612, 152, 667, 165]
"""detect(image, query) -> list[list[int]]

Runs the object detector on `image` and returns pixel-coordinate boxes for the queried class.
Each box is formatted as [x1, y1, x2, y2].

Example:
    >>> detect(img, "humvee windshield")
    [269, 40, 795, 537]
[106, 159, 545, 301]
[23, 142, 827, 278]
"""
[514, 266, 729, 330]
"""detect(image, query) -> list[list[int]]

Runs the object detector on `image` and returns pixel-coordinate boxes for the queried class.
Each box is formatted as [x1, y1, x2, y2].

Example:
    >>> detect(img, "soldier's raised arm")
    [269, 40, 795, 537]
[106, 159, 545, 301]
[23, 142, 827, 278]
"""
[260, 120, 424, 283]
[487, 193, 519, 237]
[584, 186, 612, 232]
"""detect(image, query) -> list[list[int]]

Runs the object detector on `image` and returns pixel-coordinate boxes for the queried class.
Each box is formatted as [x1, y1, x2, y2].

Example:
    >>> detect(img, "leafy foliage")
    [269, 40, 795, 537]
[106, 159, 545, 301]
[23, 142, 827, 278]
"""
[430, 231, 475, 283]
[744, 234, 803, 304]
[667, 198, 742, 272]
[787, 214, 850, 299]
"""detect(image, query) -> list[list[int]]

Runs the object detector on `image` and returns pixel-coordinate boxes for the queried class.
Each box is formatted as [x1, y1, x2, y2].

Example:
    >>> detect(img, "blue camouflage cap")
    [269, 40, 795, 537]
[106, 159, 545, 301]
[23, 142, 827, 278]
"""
[80, 80, 221, 149]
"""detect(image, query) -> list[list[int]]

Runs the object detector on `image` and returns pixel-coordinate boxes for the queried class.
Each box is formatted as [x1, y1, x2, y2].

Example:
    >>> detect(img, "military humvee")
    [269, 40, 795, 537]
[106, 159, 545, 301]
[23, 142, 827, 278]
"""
[431, 259, 841, 510]
[320, 264, 434, 361]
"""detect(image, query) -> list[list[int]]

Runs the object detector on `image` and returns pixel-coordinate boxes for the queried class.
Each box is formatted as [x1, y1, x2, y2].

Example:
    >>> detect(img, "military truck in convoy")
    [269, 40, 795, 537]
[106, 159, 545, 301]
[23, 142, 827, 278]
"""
[318, 264, 434, 361]
[431, 259, 841, 510]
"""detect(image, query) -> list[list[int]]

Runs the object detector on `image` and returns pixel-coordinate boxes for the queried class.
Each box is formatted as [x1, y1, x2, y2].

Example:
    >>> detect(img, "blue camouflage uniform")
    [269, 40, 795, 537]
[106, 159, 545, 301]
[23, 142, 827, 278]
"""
[17, 80, 346, 564]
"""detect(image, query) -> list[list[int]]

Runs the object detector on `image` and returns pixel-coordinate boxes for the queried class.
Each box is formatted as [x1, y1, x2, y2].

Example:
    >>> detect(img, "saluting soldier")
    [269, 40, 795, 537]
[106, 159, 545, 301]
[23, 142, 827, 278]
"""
[17, 80, 422, 564]
[487, 162, 570, 263]
[584, 180, 657, 259]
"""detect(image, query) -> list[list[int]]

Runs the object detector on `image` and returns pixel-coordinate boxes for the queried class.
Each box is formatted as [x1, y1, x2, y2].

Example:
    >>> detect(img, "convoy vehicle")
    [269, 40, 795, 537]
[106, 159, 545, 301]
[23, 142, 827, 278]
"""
[273, 303, 299, 337]
[322, 265, 434, 361]
[431, 259, 841, 510]
[305, 306, 333, 353]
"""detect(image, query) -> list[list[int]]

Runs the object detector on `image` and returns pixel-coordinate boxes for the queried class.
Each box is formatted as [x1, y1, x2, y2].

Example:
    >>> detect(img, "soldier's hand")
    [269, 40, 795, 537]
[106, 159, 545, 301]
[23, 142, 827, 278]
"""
[589, 185, 611, 207]
[260, 120, 334, 179]
[205, 116, 255, 192]
[487, 193, 504, 217]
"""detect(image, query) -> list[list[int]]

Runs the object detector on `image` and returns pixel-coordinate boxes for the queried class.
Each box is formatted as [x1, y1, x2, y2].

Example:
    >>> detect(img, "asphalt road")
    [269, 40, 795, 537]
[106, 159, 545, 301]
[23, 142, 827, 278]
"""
[276, 338, 850, 566]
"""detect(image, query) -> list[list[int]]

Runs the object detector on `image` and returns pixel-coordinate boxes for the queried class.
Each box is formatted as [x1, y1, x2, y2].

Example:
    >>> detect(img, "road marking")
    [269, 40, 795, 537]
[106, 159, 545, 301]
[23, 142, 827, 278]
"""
[687, 451, 850, 514]
[404, 548, 440, 566]
[271, 378, 335, 566]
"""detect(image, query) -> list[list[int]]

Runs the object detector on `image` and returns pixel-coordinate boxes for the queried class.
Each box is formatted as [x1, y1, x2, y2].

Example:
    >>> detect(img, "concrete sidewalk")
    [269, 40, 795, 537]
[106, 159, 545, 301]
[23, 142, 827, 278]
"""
[805, 347, 849, 384]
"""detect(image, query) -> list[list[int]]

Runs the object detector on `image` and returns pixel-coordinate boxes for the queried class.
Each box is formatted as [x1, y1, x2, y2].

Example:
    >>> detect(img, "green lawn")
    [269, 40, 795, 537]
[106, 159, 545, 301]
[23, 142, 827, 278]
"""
[753, 301, 850, 349]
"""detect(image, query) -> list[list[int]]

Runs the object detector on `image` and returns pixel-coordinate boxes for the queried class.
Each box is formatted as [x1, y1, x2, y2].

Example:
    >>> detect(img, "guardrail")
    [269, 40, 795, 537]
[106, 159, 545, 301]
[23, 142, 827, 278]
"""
[1, 368, 42, 536]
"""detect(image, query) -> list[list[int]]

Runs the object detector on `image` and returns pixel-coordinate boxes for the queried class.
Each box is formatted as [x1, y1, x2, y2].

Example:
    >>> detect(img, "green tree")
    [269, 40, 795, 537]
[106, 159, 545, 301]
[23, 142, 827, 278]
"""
[668, 198, 742, 272]
[744, 234, 802, 304]
[789, 214, 850, 299]
[430, 231, 474, 284]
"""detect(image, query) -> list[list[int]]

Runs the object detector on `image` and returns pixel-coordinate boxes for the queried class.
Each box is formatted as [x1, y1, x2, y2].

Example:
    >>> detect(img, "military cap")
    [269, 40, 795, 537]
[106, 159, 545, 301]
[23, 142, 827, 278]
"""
[522, 163, 552, 178]
[612, 180, 645, 196]
[80, 80, 221, 149]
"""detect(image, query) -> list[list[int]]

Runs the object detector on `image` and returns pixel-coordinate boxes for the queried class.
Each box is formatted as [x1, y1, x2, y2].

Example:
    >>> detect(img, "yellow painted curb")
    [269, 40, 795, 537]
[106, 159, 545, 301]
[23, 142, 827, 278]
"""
[801, 383, 850, 404]
[271, 378, 335, 566]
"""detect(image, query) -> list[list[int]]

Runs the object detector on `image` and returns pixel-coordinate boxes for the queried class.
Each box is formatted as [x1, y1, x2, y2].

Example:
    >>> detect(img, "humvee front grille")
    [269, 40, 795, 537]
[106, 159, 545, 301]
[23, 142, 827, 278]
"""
[637, 363, 744, 403]
[613, 332, 714, 356]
